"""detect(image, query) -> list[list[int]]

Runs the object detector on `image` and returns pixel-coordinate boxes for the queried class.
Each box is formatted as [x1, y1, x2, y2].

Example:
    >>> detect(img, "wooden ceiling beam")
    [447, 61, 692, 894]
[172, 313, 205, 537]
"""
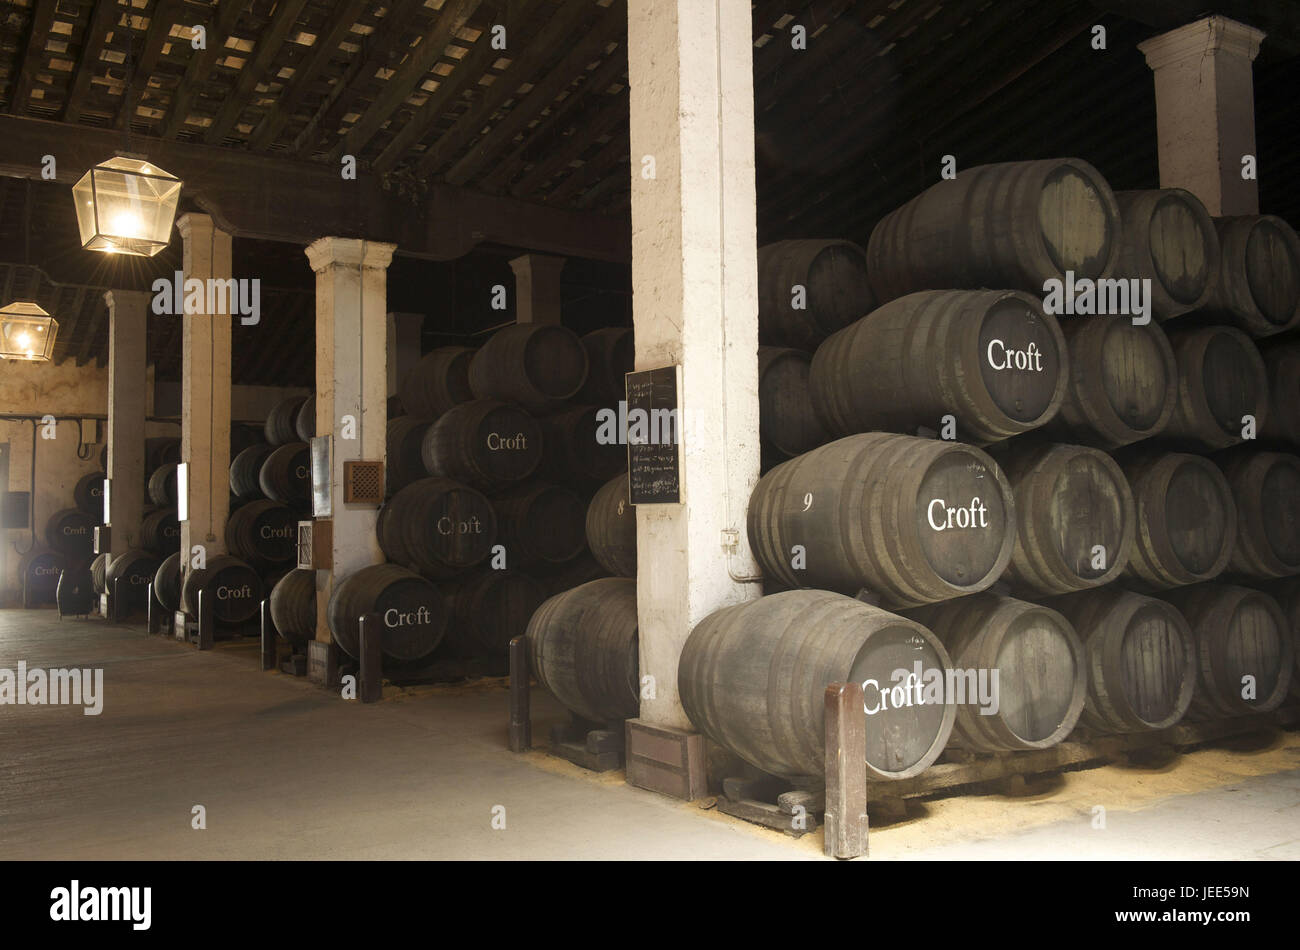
[504, 84, 628, 199]
[328, 0, 487, 162]
[443, 0, 625, 187]
[115, 0, 183, 131]
[413, 0, 607, 178]
[546, 128, 628, 206]
[64, 0, 126, 124]
[9, 0, 59, 117]
[203, 0, 312, 144]
[247, 0, 371, 150]
[160, 0, 246, 139]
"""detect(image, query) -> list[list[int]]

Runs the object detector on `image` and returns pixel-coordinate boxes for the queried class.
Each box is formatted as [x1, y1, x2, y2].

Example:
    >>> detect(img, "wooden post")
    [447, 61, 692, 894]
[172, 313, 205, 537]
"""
[109, 576, 121, 623]
[197, 588, 214, 651]
[359, 612, 382, 703]
[823, 682, 869, 859]
[260, 599, 276, 671]
[508, 635, 531, 752]
[146, 582, 159, 634]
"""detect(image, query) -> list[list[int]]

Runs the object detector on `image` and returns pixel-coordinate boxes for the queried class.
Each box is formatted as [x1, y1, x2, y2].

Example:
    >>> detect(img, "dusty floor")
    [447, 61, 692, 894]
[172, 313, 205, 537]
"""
[1, 607, 1297, 860]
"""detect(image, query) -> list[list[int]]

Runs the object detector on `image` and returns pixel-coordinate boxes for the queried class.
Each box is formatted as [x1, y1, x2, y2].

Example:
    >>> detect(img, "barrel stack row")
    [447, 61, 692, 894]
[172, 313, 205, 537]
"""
[671, 158, 1299, 786]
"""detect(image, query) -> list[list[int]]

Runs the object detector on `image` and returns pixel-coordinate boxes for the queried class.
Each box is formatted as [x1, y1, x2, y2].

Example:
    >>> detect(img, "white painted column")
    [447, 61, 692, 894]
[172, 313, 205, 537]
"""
[386, 311, 424, 397]
[508, 253, 566, 324]
[627, 0, 761, 730]
[177, 213, 233, 570]
[305, 238, 395, 643]
[1139, 16, 1266, 216]
[104, 289, 149, 558]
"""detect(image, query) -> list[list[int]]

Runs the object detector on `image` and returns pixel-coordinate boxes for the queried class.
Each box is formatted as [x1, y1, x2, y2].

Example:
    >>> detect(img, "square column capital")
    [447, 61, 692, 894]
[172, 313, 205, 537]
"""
[1139, 15, 1265, 72]
[305, 237, 397, 273]
[176, 212, 222, 243]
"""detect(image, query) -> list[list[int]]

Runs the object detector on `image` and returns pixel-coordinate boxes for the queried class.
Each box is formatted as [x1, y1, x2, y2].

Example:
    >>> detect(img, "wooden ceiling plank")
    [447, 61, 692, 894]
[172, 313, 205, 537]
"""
[65, 0, 127, 124]
[546, 127, 628, 206]
[328, 0, 487, 162]
[506, 84, 627, 198]
[203, 0, 312, 144]
[160, 0, 247, 140]
[443, 1, 626, 187]
[413, 0, 608, 178]
[9, 0, 60, 117]
[247, 0, 372, 150]
[115, 0, 183, 131]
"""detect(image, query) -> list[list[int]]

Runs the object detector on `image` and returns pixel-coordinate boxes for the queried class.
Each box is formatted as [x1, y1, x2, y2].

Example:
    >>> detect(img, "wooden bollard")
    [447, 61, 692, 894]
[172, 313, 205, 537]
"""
[823, 682, 869, 859]
[197, 588, 214, 651]
[260, 599, 276, 671]
[508, 635, 531, 752]
[359, 613, 383, 703]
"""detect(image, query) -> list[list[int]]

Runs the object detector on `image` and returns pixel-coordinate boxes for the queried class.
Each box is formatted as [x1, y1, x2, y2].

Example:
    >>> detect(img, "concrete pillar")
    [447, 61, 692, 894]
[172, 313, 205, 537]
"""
[627, 0, 761, 735]
[104, 290, 149, 557]
[176, 213, 233, 569]
[305, 238, 395, 643]
[508, 253, 566, 324]
[1139, 16, 1266, 216]
[387, 311, 424, 397]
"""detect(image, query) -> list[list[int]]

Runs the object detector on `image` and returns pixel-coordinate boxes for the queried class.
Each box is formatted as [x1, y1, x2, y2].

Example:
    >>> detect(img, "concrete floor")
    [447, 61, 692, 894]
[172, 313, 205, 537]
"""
[1, 607, 1297, 860]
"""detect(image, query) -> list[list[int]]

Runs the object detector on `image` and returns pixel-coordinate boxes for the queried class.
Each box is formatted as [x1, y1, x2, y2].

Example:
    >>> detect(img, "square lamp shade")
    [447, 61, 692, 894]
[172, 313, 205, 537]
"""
[0, 302, 58, 361]
[72, 156, 181, 257]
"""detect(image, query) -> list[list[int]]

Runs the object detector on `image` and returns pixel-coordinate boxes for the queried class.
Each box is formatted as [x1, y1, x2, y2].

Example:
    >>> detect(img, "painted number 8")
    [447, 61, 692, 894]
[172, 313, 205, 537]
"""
[802, 493, 813, 511]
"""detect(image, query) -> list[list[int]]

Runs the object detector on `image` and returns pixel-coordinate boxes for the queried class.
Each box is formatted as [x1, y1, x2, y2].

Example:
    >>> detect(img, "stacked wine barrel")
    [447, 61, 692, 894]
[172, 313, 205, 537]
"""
[691, 159, 1300, 790]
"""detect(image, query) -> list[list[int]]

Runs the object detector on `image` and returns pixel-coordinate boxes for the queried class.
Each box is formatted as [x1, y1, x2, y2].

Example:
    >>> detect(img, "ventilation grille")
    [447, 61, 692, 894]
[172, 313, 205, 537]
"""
[297, 520, 331, 570]
[344, 460, 384, 505]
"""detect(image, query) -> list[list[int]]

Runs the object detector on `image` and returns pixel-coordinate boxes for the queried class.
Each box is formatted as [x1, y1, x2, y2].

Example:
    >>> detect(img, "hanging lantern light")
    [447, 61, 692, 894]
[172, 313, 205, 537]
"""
[72, 156, 181, 257]
[0, 301, 58, 361]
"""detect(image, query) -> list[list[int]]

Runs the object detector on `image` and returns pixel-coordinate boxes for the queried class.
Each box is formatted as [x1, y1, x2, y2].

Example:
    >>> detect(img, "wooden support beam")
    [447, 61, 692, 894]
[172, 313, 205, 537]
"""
[329, 0, 486, 162]
[414, 0, 605, 178]
[546, 128, 628, 206]
[203, 0, 312, 144]
[115, 0, 182, 131]
[9, 0, 59, 117]
[443, 0, 625, 187]
[64, 0, 125, 125]
[506, 85, 627, 198]
[160, 1, 245, 139]
[247, 0, 371, 150]
[0, 115, 630, 262]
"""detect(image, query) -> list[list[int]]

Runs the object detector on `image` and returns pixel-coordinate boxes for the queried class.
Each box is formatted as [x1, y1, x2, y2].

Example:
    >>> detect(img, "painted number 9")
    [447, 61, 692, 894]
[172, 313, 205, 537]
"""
[802, 493, 813, 511]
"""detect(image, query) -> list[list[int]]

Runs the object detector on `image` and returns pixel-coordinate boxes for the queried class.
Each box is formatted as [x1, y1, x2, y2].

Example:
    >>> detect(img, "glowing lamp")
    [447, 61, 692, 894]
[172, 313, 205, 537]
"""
[0, 301, 58, 361]
[72, 156, 181, 257]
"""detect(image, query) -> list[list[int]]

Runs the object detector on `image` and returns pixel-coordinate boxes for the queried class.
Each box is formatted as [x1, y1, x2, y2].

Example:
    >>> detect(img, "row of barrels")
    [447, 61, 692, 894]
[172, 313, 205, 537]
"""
[747, 432, 1300, 608]
[522, 577, 1297, 783]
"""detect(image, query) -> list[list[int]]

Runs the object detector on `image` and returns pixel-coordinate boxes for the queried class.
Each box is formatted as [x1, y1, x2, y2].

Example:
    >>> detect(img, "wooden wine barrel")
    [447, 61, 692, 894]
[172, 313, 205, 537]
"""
[398, 346, 475, 419]
[1112, 189, 1220, 319]
[1201, 214, 1300, 338]
[1163, 325, 1268, 450]
[225, 499, 299, 569]
[153, 552, 182, 612]
[809, 290, 1066, 445]
[269, 569, 316, 646]
[577, 327, 634, 406]
[1261, 577, 1300, 679]
[992, 442, 1135, 594]
[749, 433, 1015, 606]
[421, 400, 541, 489]
[1159, 583, 1294, 717]
[585, 473, 636, 577]
[376, 477, 497, 578]
[45, 508, 94, 564]
[759, 346, 830, 458]
[526, 577, 640, 723]
[534, 405, 626, 488]
[1043, 314, 1177, 449]
[468, 324, 588, 413]
[147, 462, 179, 507]
[181, 555, 264, 623]
[444, 568, 547, 657]
[1261, 343, 1300, 445]
[905, 594, 1085, 752]
[140, 508, 181, 558]
[681, 589, 956, 779]
[105, 549, 161, 612]
[230, 444, 273, 498]
[1119, 450, 1236, 589]
[19, 550, 65, 604]
[386, 416, 433, 497]
[1218, 450, 1300, 578]
[867, 158, 1121, 302]
[229, 423, 265, 458]
[530, 552, 609, 598]
[757, 239, 874, 351]
[294, 394, 316, 442]
[264, 395, 309, 446]
[258, 442, 311, 506]
[1045, 588, 1195, 733]
[74, 471, 106, 517]
[145, 436, 181, 471]
[492, 481, 587, 566]
[90, 552, 109, 594]
[327, 563, 448, 662]
[56, 566, 95, 616]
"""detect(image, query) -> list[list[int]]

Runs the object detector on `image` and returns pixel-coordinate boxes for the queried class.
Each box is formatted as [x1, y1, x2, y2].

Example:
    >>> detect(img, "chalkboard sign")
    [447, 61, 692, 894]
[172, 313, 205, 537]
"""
[626, 365, 682, 505]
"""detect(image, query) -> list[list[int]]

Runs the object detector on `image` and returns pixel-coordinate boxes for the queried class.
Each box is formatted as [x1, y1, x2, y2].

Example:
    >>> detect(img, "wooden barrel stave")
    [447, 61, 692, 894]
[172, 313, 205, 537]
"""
[586, 473, 636, 578]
